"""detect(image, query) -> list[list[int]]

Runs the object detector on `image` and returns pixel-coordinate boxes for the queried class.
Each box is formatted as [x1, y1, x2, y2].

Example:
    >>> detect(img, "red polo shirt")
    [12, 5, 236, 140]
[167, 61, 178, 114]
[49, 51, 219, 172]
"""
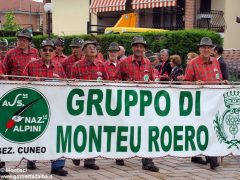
[184, 56, 222, 81]
[96, 52, 105, 62]
[22, 59, 66, 79]
[71, 58, 108, 80]
[52, 53, 67, 63]
[0, 61, 6, 75]
[61, 54, 83, 78]
[0, 54, 5, 62]
[104, 59, 120, 80]
[116, 55, 159, 81]
[3, 47, 39, 77]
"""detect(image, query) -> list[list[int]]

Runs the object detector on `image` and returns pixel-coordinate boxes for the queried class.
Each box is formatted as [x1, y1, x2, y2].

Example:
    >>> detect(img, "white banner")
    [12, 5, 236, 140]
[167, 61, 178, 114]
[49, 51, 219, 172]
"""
[0, 81, 239, 161]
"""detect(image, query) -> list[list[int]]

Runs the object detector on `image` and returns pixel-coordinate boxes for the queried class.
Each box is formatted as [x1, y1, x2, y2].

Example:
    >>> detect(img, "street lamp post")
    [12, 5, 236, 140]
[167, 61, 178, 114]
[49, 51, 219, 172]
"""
[43, 3, 53, 38]
[0, 16, 2, 30]
[237, 16, 240, 23]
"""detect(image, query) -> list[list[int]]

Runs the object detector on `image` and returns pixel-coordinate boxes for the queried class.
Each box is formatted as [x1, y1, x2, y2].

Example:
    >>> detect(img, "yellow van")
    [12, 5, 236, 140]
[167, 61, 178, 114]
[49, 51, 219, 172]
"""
[105, 27, 167, 34]
[104, 13, 167, 34]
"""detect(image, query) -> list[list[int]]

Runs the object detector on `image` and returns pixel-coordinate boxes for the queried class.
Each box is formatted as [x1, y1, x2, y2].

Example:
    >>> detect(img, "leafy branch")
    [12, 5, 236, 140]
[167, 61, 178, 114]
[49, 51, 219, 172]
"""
[214, 113, 240, 149]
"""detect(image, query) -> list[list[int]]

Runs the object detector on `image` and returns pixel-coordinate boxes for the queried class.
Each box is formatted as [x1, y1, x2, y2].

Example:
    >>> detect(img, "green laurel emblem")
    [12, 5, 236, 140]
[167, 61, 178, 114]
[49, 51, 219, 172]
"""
[97, 77, 103, 81]
[143, 74, 149, 81]
[0, 87, 50, 143]
[214, 91, 240, 149]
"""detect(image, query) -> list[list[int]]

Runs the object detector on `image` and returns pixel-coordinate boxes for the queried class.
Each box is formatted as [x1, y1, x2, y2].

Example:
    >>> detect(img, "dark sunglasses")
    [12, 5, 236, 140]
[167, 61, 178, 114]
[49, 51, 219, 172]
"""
[42, 48, 54, 52]
[71, 46, 80, 49]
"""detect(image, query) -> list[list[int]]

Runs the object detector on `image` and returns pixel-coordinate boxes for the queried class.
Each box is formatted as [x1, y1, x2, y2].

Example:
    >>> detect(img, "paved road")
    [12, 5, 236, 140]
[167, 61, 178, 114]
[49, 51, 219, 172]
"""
[5, 156, 240, 180]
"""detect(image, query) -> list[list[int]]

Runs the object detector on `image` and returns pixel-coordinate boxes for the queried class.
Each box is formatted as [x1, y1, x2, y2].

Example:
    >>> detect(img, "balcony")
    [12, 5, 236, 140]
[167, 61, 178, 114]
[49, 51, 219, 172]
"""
[196, 10, 226, 32]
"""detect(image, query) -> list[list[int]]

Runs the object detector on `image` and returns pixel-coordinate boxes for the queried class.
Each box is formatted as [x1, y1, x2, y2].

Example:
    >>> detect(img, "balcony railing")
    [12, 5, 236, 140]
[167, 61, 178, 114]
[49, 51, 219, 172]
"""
[87, 22, 109, 34]
[196, 10, 226, 32]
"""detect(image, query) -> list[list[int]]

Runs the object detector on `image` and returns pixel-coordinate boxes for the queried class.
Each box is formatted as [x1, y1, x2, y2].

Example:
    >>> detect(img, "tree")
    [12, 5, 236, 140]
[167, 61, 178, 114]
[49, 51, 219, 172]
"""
[2, 11, 21, 31]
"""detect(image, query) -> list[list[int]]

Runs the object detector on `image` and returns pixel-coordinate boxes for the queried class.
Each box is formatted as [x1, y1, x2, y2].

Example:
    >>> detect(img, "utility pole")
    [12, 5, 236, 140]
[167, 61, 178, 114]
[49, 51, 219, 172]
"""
[0, 16, 2, 30]
[29, 2, 32, 27]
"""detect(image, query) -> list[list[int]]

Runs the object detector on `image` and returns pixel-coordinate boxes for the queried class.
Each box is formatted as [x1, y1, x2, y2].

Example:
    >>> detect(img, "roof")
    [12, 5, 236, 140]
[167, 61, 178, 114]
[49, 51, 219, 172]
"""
[222, 49, 240, 79]
[223, 49, 240, 61]
[0, 0, 43, 13]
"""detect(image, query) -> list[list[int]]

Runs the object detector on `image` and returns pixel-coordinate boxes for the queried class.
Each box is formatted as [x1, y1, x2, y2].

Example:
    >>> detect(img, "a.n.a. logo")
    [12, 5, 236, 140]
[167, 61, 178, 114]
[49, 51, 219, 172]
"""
[0, 87, 50, 143]
[214, 91, 240, 149]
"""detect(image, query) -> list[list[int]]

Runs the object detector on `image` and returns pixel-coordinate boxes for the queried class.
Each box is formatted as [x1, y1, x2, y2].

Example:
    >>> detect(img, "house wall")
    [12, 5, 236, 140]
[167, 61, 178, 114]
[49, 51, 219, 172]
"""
[185, 0, 195, 29]
[211, 0, 225, 11]
[223, 0, 240, 49]
[138, 9, 153, 28]
[15, 14, 41, 31]
[91, 13, 97, 26]
[0, 0, 43, 31]
[0, 13, 41, 31]
[52, 0, 89, 35]
[50, 0, 240, 49]
[211, 0, 240, 49]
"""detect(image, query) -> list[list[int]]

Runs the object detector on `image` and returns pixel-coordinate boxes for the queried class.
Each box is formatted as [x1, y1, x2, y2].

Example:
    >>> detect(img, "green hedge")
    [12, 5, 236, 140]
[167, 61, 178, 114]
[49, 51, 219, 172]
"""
[0, 30, 43, 37]
[5, 29, 222, 67]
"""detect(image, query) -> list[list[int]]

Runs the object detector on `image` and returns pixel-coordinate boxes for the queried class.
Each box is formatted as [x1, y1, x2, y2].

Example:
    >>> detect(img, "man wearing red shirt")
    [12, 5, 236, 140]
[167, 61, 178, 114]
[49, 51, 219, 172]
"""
[52, 38, 67, 63]
[0, 61, 7, 81]
[0, 39, 8, 62]
[22, 39, 68, 176]
[23, 40, 66, 79]
[104, 42, 120, 80]
[61, 38, 83, 78]
[116, 37, 159, 82]
[0, 61, 5, 75]
[184, 37, 221, 170]
[184, 37, 222, 83]
[71, 41, 108, 81]
[116, 36, 159, 172]
[3, 29, 38, 79]
[71, 41, 108, 170]
[0, 46, 8, 62]
[105, 43, 124, 165]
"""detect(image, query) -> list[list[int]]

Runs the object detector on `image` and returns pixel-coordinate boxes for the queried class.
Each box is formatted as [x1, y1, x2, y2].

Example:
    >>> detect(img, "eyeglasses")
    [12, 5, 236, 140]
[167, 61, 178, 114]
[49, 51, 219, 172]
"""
[109, 51, 118, 53]
[42, 48, 54, 52]
[86, 45, 97, 50]
[71, 46, 80, 49]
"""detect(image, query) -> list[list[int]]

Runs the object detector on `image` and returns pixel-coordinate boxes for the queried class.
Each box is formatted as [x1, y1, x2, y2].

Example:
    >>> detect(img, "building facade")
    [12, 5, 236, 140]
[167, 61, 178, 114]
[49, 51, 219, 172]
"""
[0, 0, 43, 32]
[184, 0, 240, 49]
[51, 0, 92, 35]
[51, 0, 240, 49]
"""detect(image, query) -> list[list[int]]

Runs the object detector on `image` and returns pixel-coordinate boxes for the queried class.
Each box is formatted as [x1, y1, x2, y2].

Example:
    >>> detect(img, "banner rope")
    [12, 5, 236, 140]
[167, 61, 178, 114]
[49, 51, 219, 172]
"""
[0, 75, 239, 89]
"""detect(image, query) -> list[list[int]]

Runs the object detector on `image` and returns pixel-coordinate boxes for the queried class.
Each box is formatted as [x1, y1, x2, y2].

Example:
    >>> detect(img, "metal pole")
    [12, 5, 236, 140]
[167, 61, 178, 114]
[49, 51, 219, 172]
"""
[29, 3, 32, 27]
[47, 11, 50, 38]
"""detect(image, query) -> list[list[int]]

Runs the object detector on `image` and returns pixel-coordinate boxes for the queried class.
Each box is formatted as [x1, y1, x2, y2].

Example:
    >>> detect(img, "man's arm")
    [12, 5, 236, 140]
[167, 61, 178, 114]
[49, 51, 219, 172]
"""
[151, 66, 160, 81]
[0, 62, 6, 75]
[22, 62, 31, 77]
[3, 52, 12, 75]
[70, 62, 79, 79]
[184, 63, 195, 81]
[114, 61, 123, 81]
[56, 63, 67, 79]
[102, 64, 109, 80]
